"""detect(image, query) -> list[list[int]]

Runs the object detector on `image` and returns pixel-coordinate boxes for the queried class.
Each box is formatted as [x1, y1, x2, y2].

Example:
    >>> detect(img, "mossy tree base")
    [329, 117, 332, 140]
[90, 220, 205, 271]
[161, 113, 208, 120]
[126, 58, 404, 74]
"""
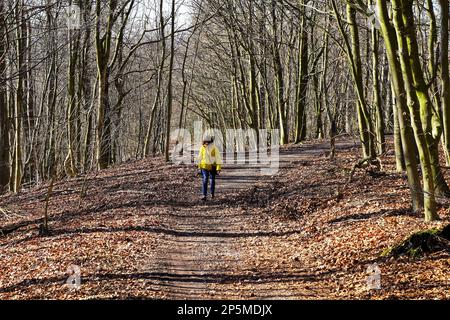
[381, 224, 450, 258]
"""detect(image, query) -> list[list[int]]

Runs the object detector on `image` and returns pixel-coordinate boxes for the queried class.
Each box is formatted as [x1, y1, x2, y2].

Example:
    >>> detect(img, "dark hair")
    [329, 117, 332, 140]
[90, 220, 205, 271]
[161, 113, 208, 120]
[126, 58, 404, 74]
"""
[202, 135, 212, 144]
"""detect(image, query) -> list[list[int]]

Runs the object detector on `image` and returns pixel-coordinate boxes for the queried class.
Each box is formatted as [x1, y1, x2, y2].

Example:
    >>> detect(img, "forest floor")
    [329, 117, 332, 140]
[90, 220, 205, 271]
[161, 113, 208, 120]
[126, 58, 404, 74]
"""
[0, 136, 449, 299]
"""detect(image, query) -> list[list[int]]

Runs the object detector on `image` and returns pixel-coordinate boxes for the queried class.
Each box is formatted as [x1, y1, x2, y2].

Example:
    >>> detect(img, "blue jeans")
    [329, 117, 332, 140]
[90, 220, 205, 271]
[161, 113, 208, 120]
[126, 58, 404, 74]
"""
[201, 169, 216, 196]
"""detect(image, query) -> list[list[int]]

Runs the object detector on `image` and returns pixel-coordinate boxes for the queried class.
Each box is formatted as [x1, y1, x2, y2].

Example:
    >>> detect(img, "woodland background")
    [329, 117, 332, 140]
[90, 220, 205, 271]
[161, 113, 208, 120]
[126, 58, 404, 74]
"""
[2, 0, 450, 222]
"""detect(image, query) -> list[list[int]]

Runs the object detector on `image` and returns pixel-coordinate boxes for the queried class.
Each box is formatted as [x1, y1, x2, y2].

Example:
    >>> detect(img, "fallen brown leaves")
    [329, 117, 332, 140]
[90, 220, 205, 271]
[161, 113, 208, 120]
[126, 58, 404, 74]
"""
[0, 138, 449, 299]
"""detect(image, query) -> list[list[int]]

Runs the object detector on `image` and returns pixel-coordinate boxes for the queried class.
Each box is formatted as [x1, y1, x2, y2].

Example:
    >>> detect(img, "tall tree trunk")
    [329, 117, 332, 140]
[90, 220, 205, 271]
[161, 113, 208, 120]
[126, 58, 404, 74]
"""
[43, 0, 57, 180]
[402, 0, 450, 198]
[294, 2, 309, 143]
[439, 0, 450, 166]
[80, 0, 93, 172]
[164, 0, 176, 162]
[332, 0, 376, 159]
[0, 1, 9, 190]
[392, 84, 405, 172]
[347, 1, 375, 159]
[94, 0, 134, 169]
[13, 0, 25, 193]
[391, 0, 438, 221]
[96, 60, 112, 170]
[95, 0, 114, 169]
[271, 0, 288, 145]
[23, 18, 35, 183]
[65, 16, 80, 176]
[376, 0, 422, 212]
[370, 6, 385, 155]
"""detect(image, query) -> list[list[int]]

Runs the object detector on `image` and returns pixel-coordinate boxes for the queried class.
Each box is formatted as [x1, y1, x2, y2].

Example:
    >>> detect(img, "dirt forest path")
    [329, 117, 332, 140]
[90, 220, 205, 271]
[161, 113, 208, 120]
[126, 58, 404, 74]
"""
[151, 140, 355, 299]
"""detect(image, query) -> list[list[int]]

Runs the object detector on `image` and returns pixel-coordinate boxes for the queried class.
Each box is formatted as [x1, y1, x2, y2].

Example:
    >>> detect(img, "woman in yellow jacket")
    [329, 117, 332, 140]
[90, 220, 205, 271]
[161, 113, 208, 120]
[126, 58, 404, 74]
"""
[197, 135, 222, 200]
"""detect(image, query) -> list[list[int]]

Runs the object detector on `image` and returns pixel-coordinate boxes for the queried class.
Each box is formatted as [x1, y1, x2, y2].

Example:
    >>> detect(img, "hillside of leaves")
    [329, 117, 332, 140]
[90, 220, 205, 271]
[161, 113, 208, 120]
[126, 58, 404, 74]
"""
[0, 137, 449, 299]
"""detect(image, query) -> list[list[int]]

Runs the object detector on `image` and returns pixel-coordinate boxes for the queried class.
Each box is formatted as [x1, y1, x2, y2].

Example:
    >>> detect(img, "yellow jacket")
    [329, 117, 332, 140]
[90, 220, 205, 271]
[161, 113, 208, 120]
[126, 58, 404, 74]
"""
[197, 144, 222, 171]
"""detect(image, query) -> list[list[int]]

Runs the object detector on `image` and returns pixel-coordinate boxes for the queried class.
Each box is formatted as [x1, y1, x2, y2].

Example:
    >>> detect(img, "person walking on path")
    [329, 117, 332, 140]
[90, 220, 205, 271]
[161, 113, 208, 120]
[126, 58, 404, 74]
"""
[197, 135, 222, 201]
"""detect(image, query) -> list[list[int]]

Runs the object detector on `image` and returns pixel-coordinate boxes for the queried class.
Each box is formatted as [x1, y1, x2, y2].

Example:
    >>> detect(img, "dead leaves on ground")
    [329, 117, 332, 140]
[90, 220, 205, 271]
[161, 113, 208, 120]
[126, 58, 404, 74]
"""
[0, 139, 449, 299]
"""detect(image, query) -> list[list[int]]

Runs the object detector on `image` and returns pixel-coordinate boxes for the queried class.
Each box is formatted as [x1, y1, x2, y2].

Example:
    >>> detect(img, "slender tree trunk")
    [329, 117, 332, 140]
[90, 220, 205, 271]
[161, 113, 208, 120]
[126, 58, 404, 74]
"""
[13, 0, 25, 193]
[332, 0, 376, 159]
[164, 0, 176, 162]
[0, 1, 9, 190]
[294, 2, 308, 143]
[271, 0, 288, 144]
[23, 18, 35, 183]
[43, 0, 57, 180]
[65, 22, 80, 176]
[96, 62, 112, 169]
[95, 0, 135, 169]
[439, 0, 450, 166]
[370, 6, 385, 154]
[347, 2, 375, 158]
[392, 84, 405, 172]
[144, 0, 166, 157]
[80, 0, 93, 172]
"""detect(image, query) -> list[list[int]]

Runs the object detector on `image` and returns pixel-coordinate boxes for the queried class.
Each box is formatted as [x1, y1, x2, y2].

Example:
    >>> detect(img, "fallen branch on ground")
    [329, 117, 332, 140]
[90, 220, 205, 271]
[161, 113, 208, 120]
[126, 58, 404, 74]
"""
[0, 207, 23, 219]
[0, 218, 43, 236]
[0, 207, 11, 217]
[335, 157, 382, 200]
[346, 157, 382, 184]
